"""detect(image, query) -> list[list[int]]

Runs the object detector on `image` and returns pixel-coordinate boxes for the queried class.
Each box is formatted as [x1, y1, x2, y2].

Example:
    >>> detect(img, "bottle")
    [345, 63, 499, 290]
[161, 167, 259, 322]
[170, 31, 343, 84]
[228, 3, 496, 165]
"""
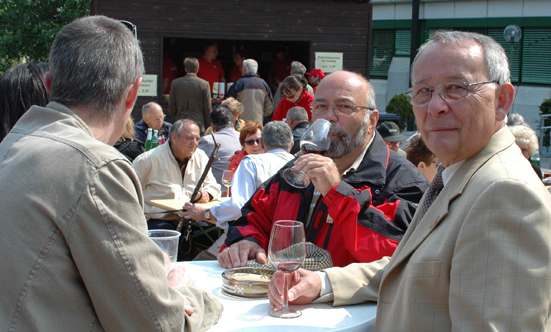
[532, 149, 540, 167]
[144, 128, 153, 151]
[152, 130, 159, 149]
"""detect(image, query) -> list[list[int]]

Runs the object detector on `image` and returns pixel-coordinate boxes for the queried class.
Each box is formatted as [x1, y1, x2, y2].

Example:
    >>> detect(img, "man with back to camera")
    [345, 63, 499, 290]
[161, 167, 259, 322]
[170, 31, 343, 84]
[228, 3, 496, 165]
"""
[226, 59, 273, 123]
[169, 57, 212, 135]
[198, 105, 241, 193]
[268, 31, 551, 332]
[218, 70, 429, 268]
[134, 101, 172, 146]
[133, 119, 221, 230]
[0, 16, 222, 331]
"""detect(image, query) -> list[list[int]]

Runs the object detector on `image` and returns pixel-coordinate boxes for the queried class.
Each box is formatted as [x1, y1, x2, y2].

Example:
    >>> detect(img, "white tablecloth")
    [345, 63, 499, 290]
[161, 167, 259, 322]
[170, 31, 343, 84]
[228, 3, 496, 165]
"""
[179, 261, 376, 332]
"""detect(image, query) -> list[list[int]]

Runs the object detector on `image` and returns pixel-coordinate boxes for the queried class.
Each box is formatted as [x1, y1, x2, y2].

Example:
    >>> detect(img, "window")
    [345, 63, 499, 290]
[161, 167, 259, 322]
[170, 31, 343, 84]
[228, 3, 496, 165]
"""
[370, 30, 394, 77]
[521, 28, 551, 85]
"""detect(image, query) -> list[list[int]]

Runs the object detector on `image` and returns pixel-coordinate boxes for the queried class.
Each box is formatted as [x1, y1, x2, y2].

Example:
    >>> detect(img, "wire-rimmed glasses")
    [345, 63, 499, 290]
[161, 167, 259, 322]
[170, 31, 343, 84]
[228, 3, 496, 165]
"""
[405, 80, 498, 107]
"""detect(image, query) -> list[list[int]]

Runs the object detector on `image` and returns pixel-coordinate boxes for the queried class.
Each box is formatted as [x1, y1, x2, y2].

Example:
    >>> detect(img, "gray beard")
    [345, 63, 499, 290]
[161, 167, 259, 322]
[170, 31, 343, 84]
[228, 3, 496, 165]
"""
[324, 116, 369, 158]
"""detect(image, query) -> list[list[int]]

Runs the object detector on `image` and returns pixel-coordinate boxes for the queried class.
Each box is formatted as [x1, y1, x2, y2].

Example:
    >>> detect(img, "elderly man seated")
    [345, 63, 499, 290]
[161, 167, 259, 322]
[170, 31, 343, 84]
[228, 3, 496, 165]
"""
[181, 121, 294, 228]
[133, 119, 221, 230]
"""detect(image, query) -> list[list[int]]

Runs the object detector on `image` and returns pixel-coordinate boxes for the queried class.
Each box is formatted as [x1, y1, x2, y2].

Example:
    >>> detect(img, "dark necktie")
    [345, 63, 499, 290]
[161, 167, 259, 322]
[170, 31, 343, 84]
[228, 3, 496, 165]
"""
[417, 167, 445, 224]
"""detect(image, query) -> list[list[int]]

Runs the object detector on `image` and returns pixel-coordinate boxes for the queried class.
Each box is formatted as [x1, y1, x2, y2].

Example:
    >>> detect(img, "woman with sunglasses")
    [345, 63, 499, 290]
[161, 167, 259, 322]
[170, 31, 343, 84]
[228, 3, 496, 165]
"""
[271, 74, 313, 122]
[226, 121, 265, 195]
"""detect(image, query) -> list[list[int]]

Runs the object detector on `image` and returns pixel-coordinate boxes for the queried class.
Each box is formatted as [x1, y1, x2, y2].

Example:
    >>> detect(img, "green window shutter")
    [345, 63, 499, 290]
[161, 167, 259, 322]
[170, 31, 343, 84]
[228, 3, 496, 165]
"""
[521, 28, 551, 84]
[488, 28, 520, 83]
[395, 30, 411, 56]
[371, 30, 394, 78]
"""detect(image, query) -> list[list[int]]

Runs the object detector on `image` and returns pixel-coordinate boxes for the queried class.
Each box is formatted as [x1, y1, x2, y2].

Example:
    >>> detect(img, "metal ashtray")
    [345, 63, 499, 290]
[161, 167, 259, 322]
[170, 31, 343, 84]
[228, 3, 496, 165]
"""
[221, 267, 275, 298]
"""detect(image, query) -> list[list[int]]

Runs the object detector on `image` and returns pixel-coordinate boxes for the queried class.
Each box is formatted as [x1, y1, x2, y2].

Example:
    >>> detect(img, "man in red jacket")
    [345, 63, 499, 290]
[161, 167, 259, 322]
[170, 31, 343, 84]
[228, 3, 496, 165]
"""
[218, 70, 429, 268]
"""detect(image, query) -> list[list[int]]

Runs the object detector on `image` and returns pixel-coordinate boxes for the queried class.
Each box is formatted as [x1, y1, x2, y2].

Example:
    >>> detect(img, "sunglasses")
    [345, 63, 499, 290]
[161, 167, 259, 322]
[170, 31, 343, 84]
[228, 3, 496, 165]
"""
[120, 20, 137, 39]
[244, 138, 261, 146]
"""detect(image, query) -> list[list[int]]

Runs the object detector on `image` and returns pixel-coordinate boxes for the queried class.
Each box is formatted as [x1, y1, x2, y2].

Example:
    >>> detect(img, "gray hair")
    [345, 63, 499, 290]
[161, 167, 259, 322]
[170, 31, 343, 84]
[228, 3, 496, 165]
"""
[509, 124, 539, 156]
[184, 57, 199, 73]
[507, 113, 527, 127]
[352, 72, 377, 111]
[261, 121, 293, 150]
[412, 30, 510, 84]
[170, 119, 199, 137]
[287, 106, 309, 121]
[49, 16, 144, 118]
[242, 59, 258, 74]
[291, 61, 307, 75]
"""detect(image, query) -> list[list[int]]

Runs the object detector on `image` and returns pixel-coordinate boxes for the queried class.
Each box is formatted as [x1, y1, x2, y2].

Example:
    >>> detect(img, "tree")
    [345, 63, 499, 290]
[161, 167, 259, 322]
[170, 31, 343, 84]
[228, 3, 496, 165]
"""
[0, 0, 89, 74]
[385, 94, 415, 131]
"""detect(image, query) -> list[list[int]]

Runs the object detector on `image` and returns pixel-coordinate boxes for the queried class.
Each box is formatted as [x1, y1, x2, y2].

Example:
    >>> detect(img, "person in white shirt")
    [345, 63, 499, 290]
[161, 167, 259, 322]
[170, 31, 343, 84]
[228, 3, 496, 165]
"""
[180, 121, 294, 228]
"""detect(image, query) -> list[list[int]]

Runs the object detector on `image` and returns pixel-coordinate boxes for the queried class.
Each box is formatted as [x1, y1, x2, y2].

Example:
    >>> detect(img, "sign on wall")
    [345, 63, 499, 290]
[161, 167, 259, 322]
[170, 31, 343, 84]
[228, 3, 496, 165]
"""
[314, 52, 343, 73]
[138, 75, 158, 97]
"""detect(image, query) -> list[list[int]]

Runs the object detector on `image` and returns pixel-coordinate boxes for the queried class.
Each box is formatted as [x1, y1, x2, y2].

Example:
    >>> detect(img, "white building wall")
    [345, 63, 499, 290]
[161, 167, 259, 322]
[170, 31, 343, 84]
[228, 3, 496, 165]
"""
[371, 0, 551, 135]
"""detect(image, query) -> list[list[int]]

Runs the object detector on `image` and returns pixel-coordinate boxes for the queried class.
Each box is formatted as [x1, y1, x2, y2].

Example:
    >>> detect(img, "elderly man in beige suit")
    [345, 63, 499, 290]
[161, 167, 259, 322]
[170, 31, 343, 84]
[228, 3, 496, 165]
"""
[268, 31, 551, 331]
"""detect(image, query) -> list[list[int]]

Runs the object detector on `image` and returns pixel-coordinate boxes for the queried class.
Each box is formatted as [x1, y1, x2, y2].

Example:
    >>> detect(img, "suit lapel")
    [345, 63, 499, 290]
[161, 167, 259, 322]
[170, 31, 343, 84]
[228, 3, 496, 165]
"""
[384, 127, 516, 273]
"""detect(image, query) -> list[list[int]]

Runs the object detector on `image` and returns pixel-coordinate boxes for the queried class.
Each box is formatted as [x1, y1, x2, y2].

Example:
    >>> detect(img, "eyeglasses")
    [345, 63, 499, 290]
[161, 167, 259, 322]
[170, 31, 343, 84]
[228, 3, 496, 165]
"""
[120, 20, 137, 39]
[312, 102, 372, 116]
[244, 138, 261, 146]
[405, 80, 498, 107]
[284, 90, 299, 98]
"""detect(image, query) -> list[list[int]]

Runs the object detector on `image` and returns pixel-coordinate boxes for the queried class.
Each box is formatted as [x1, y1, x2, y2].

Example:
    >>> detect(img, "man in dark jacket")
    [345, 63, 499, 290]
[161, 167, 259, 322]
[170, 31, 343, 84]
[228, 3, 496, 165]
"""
[218, 71, 429, 268]
[286, 106, 311, 155]
[226, 59, 273, 123]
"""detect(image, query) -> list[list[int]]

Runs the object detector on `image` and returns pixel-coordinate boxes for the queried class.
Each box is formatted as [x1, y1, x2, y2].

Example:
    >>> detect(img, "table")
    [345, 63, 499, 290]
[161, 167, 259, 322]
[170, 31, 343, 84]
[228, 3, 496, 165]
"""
[150, 198, 228, 225]
[179, 261, 377, 332]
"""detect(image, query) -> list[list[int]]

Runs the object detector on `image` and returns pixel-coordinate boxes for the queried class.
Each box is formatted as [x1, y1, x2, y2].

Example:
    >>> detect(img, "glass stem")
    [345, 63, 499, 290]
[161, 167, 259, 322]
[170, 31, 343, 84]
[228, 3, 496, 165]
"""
[282, 272, 290, 311]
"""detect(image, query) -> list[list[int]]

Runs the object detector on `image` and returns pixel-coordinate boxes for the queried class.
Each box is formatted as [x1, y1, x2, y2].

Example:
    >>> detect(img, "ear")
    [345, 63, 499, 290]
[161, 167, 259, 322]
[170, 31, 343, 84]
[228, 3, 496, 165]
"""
[368, 109, 379, 133]
[418, 161, 427, 171]
[495, 82, 515, 122]
[125, 77, 142, 111]
[45, 72, 52, 94]
[288, 140, 294, 152]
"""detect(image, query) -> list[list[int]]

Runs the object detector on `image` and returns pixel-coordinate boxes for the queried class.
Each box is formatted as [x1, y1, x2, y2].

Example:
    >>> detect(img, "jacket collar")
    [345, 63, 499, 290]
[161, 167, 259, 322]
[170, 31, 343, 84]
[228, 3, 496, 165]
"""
[343, 131, 389, 186]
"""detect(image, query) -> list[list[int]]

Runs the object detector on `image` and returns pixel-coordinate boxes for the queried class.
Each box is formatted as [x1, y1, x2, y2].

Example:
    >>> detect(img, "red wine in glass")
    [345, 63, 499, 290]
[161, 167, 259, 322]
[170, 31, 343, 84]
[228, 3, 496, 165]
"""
[268, 220, 306, 319]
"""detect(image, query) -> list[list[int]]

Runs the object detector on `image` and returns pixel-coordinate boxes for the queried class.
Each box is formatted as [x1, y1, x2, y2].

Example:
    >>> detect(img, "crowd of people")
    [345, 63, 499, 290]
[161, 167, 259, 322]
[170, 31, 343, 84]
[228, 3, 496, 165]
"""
[1, 15, 551, 332]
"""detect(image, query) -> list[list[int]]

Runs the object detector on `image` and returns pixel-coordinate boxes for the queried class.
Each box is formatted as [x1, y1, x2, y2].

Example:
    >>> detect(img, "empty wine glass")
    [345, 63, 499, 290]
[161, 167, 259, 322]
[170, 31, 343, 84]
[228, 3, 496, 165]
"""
[267, 220, 306, 319]
[282, 119, 331, 188]
[222, 170, 234, 193]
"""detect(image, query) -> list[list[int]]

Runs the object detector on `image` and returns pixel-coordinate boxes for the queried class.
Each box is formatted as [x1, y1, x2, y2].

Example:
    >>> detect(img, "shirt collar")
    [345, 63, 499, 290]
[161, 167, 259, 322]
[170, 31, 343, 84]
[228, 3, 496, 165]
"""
[342, 132, 375, 176]
[442, 160, 465, 186]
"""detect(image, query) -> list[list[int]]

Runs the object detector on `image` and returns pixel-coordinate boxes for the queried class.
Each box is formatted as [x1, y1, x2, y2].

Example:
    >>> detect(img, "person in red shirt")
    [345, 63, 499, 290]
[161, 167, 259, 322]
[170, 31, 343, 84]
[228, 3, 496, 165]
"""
[197, 42, 225, 93]
[305, 68, 325, 94]
[163, 54, 178, 95]
[271, 74, 313, 122]
[268, 46, 293, 91]
[229, 50, 246, 83]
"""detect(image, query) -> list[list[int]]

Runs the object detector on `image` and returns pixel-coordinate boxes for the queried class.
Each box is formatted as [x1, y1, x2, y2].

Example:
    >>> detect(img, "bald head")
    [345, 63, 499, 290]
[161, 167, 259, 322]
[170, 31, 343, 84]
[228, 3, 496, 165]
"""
[142, 102, 165, 130]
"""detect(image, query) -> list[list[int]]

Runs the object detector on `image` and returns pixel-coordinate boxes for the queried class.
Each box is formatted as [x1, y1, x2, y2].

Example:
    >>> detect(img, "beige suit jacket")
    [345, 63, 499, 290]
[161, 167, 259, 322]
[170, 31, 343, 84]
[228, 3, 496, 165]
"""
[325, 127, 551, 331]
[169, 74, 212, 133]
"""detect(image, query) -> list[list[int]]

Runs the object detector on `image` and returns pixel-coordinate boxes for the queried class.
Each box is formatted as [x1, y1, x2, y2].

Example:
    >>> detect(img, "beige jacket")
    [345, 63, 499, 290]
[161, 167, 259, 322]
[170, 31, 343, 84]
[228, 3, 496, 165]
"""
[0, 102, 222, 331]
[133, 141, 221, 220]
[325, 127, 551, 331]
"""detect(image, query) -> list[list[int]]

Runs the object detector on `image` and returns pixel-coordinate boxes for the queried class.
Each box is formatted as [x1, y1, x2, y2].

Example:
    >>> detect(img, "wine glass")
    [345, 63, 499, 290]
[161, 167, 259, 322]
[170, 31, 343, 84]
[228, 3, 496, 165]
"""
[267, 220, 306, 318]
[282, 119, 331, 188]
[222, 170, 234, 193]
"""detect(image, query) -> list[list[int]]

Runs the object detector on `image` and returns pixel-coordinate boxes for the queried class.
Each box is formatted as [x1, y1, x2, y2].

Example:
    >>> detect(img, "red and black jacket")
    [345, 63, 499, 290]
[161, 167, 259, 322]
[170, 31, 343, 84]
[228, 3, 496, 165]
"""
[223, 132, 430, 267]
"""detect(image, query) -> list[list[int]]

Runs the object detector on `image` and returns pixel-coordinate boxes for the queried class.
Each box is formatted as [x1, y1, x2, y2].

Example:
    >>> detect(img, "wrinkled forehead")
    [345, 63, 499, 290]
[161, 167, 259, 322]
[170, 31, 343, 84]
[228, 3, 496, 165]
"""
[412, 41, 486, 83]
